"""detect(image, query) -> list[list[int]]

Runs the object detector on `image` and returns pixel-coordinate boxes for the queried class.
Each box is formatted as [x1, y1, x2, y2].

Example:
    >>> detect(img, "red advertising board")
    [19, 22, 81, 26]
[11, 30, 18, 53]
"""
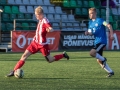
[109, 31, 120, 50]
[12, 31, 61, 52]
[11, 30, 120, 52]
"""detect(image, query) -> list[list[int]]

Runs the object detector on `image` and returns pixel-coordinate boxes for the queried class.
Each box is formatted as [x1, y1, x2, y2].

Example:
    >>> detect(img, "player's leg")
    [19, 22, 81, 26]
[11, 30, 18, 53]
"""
[97, 48, 114, 77]
[90, 49, 106, 61]
[6, 50, 32, 77]
[6, 41, 38, 77]
[45, 51, 69, 63]
[97, 59, 114, 77]
[90, 44, 107, 67]
[13, 50, 32, 71]
[40, 45, 69, 63]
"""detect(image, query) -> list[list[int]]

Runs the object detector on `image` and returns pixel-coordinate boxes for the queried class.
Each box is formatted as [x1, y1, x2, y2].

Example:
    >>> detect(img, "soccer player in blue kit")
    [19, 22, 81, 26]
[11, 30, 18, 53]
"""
[85, 8, 114, 77]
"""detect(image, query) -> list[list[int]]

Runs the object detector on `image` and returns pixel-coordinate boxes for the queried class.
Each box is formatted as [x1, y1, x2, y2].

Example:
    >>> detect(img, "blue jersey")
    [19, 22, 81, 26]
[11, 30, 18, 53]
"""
[88, 18, 107, 45]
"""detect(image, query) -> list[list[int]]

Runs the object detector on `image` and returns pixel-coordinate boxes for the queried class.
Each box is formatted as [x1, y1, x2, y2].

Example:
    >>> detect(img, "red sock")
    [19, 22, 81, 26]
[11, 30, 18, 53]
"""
[14, 60, 25, 71]
[54, 54, 64, 61]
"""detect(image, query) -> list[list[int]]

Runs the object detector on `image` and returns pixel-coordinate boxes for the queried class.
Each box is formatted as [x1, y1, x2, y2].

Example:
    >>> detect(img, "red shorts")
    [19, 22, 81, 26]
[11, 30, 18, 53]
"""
[26, 41, 50, 56]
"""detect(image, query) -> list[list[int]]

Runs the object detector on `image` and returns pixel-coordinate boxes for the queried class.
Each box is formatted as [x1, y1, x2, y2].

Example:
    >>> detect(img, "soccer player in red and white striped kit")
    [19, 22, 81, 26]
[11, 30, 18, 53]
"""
[6, 6, 69, 77]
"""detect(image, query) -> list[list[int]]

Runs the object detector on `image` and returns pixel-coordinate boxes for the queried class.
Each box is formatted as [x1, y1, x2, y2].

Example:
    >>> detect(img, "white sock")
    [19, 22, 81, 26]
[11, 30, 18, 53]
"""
[104, 63, 113, 73]
[99, 63, 113, 73]
[96, 53, 105, 61]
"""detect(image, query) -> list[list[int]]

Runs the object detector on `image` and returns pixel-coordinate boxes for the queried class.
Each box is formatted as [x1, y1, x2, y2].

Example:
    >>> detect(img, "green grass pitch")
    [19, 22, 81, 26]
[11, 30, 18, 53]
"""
[0, 51, 120, 90]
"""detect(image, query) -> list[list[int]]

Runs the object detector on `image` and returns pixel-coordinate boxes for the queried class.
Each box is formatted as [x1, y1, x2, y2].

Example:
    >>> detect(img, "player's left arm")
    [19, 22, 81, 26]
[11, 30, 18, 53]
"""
[103, 21, 114, 40]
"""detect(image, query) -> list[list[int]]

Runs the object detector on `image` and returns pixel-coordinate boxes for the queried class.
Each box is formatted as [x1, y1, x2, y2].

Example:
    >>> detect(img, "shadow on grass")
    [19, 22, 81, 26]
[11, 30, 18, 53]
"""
[0, 58, 45, 61]
[0, 55, 120, 61]
[0, 57, 91, 61]
[23, 77, 71, 80]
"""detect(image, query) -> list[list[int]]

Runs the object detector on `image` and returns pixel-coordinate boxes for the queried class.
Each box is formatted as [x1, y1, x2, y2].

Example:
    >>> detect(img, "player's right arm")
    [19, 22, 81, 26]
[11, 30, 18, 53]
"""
[85, 21, 92, 35]
[85, 29, 93, 35]
[44, 18, 54, 32]
[46, 27, 54, 32]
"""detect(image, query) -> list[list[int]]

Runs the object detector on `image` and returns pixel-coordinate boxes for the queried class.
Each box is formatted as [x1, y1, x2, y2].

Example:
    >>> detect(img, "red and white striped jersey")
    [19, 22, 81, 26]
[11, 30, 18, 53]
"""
[33, 17, 51, 45]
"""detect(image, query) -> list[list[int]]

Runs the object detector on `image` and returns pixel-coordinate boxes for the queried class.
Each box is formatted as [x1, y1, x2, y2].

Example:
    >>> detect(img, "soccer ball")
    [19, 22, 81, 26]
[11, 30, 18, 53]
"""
[14, 69, 24, 78]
